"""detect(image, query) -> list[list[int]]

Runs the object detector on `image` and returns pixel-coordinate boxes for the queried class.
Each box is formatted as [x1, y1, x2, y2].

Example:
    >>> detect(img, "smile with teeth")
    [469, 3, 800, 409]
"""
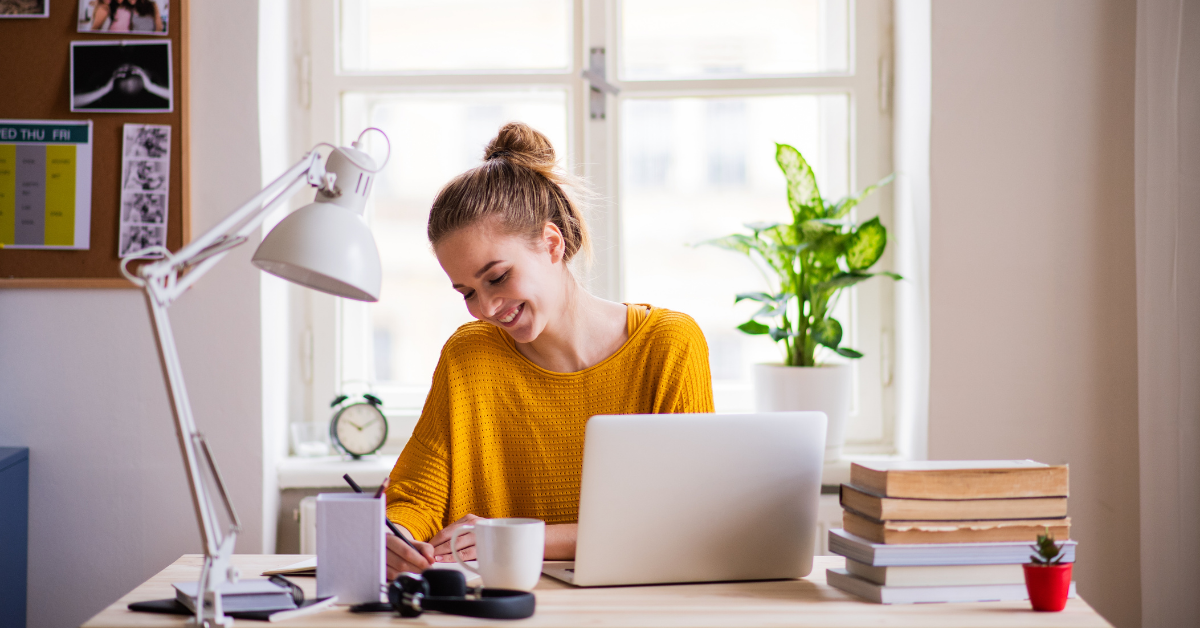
[497, 303, 523, 324]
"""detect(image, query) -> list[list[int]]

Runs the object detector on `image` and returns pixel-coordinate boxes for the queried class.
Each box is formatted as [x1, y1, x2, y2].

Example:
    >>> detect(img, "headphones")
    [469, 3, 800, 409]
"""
[352, 570, 535, 620]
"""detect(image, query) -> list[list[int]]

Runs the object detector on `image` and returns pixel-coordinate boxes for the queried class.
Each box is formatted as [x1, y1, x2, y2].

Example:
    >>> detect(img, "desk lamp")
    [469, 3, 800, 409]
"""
[121, 129, 390, 627]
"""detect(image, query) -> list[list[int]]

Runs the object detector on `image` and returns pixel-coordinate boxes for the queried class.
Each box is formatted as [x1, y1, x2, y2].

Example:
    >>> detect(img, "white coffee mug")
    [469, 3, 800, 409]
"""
[451, 518, 545, 592]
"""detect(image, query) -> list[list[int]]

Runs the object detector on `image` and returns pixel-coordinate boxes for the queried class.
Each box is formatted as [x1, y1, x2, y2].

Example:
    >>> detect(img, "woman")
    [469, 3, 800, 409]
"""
[106, 0, 132, 32]
[87, 0, 112, 30]
[384, 122, 713, 577]
[129, 0, 163, 33]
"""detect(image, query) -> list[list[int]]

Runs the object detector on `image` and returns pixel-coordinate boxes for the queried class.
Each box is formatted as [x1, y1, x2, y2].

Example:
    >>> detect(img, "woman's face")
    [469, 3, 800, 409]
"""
[435, 220, 566, 344]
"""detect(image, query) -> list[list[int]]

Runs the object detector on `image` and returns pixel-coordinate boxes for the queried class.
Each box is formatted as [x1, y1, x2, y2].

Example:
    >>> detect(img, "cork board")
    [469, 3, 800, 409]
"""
[0, 1, 188, 288]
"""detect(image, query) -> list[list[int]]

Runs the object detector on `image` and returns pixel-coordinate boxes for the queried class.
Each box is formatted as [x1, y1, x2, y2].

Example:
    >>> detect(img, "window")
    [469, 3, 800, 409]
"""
[295, 0, 897, 452]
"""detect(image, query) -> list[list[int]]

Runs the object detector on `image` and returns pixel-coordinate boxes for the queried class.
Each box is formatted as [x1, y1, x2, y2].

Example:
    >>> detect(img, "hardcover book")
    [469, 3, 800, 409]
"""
[849, 460, 1069, 499]
[839, 484, 1069, 521]
[844, 558, 1026, 586]
[828, 528, 1077, 566]
[842, 509, 1071, 545]
[826, 568, 1077, 605]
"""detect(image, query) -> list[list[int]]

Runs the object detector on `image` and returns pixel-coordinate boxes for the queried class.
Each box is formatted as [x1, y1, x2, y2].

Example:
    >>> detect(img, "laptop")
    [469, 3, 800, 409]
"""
[542, 412, 827, 587]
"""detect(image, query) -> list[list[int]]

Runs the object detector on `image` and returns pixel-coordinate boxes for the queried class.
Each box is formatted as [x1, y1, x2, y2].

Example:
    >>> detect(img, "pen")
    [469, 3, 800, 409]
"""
[342, 473, 421, 553]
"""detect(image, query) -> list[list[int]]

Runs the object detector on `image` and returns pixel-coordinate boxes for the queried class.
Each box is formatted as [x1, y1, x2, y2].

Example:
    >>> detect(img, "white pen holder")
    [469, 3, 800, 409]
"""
[316, 493, 385, 605]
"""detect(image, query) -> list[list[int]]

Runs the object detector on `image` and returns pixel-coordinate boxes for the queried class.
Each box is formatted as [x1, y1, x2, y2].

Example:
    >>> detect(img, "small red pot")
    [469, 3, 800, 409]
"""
[1023, 563, 1073, 612]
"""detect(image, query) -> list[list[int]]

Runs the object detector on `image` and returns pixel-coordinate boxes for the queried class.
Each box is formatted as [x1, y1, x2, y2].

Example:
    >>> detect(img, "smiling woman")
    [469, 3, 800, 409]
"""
[382, 122, 715, 579]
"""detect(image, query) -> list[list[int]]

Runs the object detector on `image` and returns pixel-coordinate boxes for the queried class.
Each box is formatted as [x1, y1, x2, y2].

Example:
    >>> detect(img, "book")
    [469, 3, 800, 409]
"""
[129, 596, 336, 621]
[843, 509, 1071, 544]
[828, 528, 1077, 566]
[840, 484, 1069, 521]
[844, 558, 1025, 586]
[826, 568, 1078, 605]
[173, 579, 296, 614]
[849, 460, 1069, 499]
[262, 557, 317, 577]
[260, 556, 482, 584]
[266, 596, 338, 622]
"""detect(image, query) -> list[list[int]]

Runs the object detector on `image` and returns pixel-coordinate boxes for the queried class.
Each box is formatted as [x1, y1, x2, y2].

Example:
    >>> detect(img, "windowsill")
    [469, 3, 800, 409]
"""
[277, 449, 907, 491]
[821, 452, 907, 489]
[277, 454, 400, 490]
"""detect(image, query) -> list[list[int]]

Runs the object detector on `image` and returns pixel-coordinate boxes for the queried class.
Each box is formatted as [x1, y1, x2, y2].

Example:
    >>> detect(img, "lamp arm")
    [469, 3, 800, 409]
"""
[136, 151, 323, 304]
[133, 150, 326, 627]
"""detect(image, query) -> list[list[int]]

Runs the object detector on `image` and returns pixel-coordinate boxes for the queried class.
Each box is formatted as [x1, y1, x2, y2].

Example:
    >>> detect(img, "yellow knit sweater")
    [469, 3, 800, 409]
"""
[385, 304, 714, 541]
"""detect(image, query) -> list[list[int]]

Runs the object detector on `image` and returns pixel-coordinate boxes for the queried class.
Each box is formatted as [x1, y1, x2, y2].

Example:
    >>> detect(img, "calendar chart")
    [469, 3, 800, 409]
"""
[0, 120, 93, 250]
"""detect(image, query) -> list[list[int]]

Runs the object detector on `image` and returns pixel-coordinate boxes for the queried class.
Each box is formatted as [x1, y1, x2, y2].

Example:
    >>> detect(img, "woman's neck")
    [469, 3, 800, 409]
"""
[515, 274, 629, 373]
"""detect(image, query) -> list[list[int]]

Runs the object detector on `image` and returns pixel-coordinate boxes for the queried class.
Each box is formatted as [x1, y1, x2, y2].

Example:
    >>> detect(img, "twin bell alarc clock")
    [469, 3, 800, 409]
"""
[329, 393, 388, 458]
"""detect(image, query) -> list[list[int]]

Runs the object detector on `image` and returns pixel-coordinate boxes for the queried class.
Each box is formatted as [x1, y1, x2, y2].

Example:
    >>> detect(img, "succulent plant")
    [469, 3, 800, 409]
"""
[1030, 528, 1067, 565]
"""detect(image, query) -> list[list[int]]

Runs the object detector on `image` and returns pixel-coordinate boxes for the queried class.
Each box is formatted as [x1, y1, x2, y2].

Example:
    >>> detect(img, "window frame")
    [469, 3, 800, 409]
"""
[295, 0, 898, 454]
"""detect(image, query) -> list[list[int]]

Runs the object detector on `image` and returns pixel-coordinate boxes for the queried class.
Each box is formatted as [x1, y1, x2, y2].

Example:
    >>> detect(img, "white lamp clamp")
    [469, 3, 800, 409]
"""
[121, 129, 390, 627]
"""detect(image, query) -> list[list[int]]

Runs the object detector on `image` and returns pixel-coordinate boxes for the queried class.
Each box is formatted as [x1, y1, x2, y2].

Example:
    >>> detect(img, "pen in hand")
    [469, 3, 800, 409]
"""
[342, 473, 422, 554]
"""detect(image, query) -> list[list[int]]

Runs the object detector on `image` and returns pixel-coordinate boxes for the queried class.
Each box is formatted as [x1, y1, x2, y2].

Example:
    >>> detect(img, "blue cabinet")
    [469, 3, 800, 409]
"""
[0, 448, 28, 628]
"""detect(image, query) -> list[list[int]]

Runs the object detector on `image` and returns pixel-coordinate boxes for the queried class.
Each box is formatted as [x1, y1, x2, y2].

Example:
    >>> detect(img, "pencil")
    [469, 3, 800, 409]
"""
[342, 473, 421, 552]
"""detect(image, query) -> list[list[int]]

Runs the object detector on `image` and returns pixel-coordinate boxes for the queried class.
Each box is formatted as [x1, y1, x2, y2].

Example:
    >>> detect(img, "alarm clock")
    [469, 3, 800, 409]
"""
[329, 393, 388, 458]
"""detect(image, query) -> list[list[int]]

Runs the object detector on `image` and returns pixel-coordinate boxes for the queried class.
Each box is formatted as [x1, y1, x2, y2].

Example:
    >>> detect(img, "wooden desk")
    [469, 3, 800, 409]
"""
[82, 554, 1112, 628]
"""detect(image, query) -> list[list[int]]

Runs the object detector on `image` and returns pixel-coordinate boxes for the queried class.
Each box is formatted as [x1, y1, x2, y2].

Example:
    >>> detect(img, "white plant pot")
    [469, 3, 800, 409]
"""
[753, 363, 851, 461]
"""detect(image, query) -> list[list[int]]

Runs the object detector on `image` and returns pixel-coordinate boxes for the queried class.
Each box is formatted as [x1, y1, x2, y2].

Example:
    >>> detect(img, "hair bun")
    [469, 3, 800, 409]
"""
[430, 121, 591, 265]
[484, 122, 558, 178]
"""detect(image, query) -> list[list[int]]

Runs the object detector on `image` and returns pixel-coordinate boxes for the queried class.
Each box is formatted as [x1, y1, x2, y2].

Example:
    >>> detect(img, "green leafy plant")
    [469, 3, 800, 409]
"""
[1030, 528, 1067, 565]
[703, 144, 899, 366]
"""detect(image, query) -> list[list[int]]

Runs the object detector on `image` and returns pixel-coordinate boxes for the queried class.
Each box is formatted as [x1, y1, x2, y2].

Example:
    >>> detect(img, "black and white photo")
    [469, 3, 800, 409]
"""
[78, 0, 169, 35]
[122, 159, 168, 191]
[123, 124, 170, 158]
[0, 0, 49, 18]
[71, 40, 172, 113]
[121, 193, 165, 224]
[118, 123, 170, 259]
[119, 223, 164, 257]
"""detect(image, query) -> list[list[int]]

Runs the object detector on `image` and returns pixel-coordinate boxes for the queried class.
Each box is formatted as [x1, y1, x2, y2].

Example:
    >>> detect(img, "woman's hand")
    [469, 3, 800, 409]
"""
[385, 532, 435, 580]
[545, 523, 578, 560]
[427, 518, 578, 563]
[129, 66, 152, 84]
[428, 514, 484, 562]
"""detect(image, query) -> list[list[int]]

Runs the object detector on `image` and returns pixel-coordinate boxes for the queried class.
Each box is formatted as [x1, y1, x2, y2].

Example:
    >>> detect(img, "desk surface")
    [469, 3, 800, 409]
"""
[82, 554, 1112, 628]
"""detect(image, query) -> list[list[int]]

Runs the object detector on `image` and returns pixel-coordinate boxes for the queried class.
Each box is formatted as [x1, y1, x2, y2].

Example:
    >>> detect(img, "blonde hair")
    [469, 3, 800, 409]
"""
[427, 122, 590, 263]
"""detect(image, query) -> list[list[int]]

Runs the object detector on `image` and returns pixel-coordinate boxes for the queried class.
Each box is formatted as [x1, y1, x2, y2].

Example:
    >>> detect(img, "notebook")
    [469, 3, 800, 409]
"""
[827, 568, 1078, 604]
[173, 579, 295, 613]
[260, 556, 482, 585]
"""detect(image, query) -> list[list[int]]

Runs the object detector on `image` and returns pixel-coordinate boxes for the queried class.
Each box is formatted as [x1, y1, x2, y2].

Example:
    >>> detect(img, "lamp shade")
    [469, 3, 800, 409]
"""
[252, 202, 382, 302]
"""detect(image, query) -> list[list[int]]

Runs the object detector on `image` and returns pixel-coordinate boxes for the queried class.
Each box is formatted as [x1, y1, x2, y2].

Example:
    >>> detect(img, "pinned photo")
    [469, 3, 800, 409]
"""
[123, 159, 168, 192]
[119, 223, 165, 257]
[124, 124, 170, 158]
[0, 1, 49, 18]
[119, 123, 171, 259]
[71, 41, 173, 113]
[122, 193, 165, 224]
[78, 0, 169, 35]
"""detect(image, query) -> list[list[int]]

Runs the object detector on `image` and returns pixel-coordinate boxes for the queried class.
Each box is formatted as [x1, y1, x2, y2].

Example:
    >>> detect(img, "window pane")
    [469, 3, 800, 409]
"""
[620, 95, 849, 410]
[344, 91, 569, 388]
[620, 0, 849, 80]
[341, 0, 571, 72]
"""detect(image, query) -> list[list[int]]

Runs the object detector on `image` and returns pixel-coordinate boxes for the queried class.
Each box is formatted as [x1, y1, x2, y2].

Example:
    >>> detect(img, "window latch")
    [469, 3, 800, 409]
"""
[582, 47, 620, 119]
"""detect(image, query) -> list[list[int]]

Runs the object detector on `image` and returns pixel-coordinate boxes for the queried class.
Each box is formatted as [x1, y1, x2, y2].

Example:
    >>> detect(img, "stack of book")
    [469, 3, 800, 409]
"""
[826, 460, 1076, 604]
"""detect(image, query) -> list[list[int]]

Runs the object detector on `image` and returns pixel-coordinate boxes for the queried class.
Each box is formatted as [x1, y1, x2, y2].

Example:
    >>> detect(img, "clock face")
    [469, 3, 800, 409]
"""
[333, 403, 388, 456]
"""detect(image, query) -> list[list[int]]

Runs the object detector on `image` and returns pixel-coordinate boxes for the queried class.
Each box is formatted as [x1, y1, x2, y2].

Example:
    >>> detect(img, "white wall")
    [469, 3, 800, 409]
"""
[929, 2, 1140, 627]
[0, 2, 263, 627]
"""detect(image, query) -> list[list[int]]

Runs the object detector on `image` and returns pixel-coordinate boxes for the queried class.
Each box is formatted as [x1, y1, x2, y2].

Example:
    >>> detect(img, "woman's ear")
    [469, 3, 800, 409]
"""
[543, 222, 566, 265]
